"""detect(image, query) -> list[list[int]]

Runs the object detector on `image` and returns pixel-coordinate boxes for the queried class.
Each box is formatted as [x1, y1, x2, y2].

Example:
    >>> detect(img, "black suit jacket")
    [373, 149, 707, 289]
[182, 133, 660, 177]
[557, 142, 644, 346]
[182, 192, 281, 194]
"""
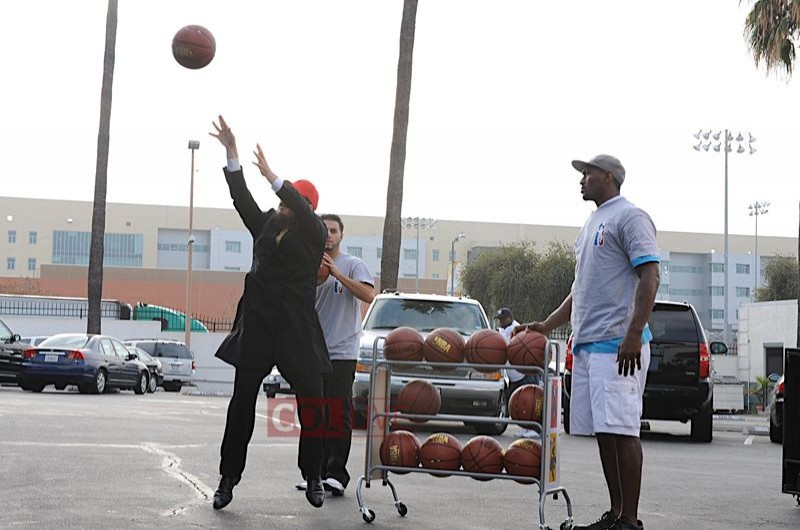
[215, 168, 331, 376]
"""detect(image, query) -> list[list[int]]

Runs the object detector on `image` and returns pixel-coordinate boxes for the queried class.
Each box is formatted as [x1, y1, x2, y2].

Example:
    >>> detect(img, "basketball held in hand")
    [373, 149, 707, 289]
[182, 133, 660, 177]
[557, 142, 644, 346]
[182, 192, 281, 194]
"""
[507, 329, 547, 374]
[172, 25, 216, 69]
[316, 262, 330, 285]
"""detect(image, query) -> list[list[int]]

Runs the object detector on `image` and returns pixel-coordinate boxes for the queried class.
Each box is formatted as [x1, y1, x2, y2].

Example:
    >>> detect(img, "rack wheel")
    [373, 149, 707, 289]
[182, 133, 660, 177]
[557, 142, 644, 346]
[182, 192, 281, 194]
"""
[362, 508, 376, 523]
[396, 502, 408, 516]
[559, 521, 573, 530]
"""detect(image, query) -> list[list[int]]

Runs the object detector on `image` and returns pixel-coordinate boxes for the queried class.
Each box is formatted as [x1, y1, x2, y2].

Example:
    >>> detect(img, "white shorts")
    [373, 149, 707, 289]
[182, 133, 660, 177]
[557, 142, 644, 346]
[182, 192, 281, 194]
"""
[569, 343, 650, 437]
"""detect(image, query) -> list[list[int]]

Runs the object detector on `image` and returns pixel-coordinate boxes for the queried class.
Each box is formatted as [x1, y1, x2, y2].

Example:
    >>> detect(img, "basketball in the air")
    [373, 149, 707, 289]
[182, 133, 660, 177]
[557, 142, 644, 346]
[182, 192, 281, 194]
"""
[418, 433, 462, 477]
[503, 438, 542, 483]
[509, 384, 544, 424]
[423, 328, 465, 366]
[172, 25, 216, 69]
[380, 430, 421, 474]
[464, 329, 507, 372]
[384, 326, 424, 362]
[396, 379, 441, 419]
[460, 435, 504, 481]
[506, 330, 547, 374]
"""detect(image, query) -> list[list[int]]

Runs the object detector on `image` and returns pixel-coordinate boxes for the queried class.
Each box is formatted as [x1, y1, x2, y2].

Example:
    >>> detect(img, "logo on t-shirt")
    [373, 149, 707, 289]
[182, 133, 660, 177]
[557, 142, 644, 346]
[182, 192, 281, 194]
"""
[334, 279, 344, 294]
[593, 222, 607, 247]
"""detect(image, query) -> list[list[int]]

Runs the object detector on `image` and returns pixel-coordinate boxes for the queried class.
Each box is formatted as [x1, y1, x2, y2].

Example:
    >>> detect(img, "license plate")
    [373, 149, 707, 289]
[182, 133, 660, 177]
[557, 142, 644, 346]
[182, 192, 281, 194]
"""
[44, 354, 59, 363]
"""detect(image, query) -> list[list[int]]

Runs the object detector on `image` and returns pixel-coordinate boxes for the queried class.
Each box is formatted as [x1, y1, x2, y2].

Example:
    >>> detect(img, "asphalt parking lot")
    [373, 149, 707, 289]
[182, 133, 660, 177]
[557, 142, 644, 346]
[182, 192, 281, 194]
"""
[1, 386, 798, 530]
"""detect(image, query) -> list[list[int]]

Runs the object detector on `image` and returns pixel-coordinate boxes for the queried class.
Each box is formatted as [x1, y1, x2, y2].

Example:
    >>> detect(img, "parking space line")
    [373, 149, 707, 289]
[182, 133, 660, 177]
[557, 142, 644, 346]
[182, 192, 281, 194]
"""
[744, 435, 755, 446]
[140, 443, 215, 516]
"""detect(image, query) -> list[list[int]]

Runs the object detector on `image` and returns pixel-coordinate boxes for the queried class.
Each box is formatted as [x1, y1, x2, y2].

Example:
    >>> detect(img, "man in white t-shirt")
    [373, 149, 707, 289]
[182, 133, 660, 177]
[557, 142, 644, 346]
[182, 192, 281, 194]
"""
[495, 307, 538, 439]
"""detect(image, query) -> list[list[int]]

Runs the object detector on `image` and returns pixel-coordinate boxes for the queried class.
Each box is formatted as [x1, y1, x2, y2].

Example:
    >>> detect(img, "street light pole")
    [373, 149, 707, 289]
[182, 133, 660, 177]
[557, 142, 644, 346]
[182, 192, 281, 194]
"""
[402, 217, 436, 292]
[692, 129, 756, 345]
[450, 232, 465, 295]
[185, 140, 200, 350]
[748, 201, 770, 298]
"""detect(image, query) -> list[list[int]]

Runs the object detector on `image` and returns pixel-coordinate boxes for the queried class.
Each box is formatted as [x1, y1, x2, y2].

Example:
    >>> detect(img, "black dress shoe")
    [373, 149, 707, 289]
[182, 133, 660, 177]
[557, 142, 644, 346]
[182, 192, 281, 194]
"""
[305, 477, 325, 508]
[213, 476, 237, 510]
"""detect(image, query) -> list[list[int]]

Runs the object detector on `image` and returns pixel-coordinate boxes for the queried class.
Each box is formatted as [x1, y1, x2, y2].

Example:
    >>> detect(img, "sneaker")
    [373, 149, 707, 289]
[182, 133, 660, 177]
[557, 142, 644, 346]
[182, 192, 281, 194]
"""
[573, 510, 619, 530]
[322, 477, 345, 496]
[517, 428, 540, 439]
[612, 517, 643, 530]
[294, 480, 307, 491]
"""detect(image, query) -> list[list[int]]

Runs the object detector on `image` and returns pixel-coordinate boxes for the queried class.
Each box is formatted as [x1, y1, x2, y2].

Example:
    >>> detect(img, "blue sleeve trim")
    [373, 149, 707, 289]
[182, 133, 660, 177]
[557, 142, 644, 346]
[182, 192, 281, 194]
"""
[631, 255, 660, 268]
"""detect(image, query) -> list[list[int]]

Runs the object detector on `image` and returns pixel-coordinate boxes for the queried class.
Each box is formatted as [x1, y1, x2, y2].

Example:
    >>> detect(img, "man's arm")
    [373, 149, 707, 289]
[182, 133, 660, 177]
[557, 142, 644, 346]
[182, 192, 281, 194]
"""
[514, 293, 573, 337]
[617, 261, 660, 376]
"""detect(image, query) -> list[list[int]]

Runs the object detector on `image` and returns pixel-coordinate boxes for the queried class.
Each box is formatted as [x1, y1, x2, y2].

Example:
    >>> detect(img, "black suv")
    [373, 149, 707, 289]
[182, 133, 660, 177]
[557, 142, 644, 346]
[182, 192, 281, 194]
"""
[0, 317, 28, 385]
[563, 300, 727, 442]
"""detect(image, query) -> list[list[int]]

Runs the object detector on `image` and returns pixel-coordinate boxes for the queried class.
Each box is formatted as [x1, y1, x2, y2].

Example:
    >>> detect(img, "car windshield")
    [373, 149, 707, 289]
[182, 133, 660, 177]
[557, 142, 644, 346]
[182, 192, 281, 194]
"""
[157, 342, 193, 359]
[648, 305, 700, 343]
[0, 320, 11, 341]
[364, 298, 486, 335]
[39, 334, 92, 349]
[136, 349, 154, 362]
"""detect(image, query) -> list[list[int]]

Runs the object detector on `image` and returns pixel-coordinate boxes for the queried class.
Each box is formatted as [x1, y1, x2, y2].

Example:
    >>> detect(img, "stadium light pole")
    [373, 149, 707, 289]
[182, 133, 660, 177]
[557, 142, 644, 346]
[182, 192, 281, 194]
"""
[748, 201, 770, 298]
[450, 232, 466, 295]
[402, 217, 436, 291]
[692, 129, 756, 345]
[185, 140, 200, 350]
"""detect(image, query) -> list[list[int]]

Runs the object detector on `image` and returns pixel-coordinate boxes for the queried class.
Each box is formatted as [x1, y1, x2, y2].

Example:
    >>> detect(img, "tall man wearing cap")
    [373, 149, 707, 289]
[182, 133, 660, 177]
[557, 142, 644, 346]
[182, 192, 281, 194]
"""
[209, 115, 332, 511]
[520, 155, 660, 530]
[495, 307, 538, 439]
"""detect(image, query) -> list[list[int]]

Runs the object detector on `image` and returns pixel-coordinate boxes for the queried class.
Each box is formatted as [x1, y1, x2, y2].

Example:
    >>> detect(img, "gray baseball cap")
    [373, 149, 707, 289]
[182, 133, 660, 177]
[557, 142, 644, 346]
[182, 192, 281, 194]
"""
[571, 154, 625, 185]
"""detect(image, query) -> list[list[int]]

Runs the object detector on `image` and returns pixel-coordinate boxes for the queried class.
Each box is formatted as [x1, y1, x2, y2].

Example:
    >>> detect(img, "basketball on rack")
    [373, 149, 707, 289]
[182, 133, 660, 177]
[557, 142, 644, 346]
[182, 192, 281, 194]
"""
[316, 262, 330, 285]
[171, 25, 216, 69]
[384, 326, 424, 362]
[464, 329, 507, 372]
[423, 328, 465, 367]
[418, 433, 463, 477]
[396, 379, 441, 419]
[507, 329, 547, 374]
[503, 438, 542, 483]
[460, 435, 505, 481]
[508, 384, 545, 423]
[380, 430, 421, 474]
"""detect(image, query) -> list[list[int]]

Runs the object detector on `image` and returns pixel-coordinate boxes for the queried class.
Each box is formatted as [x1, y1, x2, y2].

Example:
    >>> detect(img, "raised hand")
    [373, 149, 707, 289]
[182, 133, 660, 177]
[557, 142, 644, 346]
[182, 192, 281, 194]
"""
[252, 143, 278, 184]
[209, 115, 238, 158]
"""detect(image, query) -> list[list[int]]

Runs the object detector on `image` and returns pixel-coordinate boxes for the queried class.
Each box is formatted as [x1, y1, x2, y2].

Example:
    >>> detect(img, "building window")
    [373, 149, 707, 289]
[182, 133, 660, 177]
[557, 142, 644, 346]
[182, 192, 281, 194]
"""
[8, 230, 16, 243]
[432, 249, 440, 262]
[29, 231, 38, 244]
[376, 248, 382, 259]
[709, 309, 724, 320]
[404, 249, 416, 260]
[736, 287, 750, 297]
[709, 263, 724, 273]
[52, 231, 143, 267]
[736, 263, 750, 274]
[225, 241, 241, 253]
[709, 286, 724, 296]
[669, 264, 703, 273]
[224, 266, 241, 271]
[7, 257, 15, 270]
[347, 246, 363, 258]
[432, 273, 440, 279]
[27, 258, 36, 272]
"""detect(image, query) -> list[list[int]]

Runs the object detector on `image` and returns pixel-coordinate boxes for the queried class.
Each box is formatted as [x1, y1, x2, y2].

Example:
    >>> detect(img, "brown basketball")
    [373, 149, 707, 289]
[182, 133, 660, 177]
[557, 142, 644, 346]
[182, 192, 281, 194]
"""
[172, 25, 216, 69]
[423, 328, 465, 367]
[460, 435, 504, 481]
[418, 433, 462, 477]
[316, 262, 330, 285]
[507, 330, 547, 374]
[384, 326, 424, 362]
[396, 379, 441, 420]
[508, 384, 545, 423]
[380, 430, 421, 474]
[464, 329, 507, 372]
[503, 438, 542, 483]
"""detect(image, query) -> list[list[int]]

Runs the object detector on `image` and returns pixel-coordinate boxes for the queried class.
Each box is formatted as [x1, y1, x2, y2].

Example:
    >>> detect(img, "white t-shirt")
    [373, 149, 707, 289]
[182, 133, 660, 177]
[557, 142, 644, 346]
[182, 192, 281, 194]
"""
[499, 319, 525, 382]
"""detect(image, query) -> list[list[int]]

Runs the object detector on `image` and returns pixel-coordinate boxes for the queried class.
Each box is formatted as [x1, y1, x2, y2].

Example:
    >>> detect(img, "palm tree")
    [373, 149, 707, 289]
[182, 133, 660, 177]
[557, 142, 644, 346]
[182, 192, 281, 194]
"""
[379, 0, 418, 292]
[742, 0, 800, 78]
[87, 0, 118, 334]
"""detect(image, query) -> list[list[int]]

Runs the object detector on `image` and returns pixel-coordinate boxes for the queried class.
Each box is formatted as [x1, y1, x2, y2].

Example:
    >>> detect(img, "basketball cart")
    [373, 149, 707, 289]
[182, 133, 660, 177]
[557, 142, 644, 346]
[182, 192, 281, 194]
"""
[355, 336, 575, 530]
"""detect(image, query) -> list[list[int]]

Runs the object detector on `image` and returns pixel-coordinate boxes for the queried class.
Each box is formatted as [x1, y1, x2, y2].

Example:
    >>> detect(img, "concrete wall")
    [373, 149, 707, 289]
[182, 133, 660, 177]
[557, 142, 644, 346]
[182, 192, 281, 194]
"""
[737, 299, 798, 382]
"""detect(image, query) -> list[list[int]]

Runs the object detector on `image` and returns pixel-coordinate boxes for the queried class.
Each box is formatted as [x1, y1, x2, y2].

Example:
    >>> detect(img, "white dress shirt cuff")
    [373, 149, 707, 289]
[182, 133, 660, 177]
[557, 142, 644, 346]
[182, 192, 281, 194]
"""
[271, 177, 284, 193]
[227, 158, 241, 172]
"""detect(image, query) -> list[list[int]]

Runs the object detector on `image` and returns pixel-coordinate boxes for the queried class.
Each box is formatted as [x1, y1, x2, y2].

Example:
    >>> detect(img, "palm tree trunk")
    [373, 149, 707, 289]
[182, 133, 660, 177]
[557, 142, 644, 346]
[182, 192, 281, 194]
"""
[379, 0, 418, 292]
[87, 0, 118, 334]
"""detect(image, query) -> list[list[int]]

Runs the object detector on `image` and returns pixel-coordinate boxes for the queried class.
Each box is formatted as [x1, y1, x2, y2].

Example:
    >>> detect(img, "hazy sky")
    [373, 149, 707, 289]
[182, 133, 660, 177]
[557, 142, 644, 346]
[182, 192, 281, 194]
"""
[1, 0, 798, 238]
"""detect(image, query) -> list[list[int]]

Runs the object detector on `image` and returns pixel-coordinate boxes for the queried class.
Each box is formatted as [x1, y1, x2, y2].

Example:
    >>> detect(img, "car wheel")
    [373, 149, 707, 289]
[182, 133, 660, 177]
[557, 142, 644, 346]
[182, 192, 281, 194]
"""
[78, 384, 92, 394]
[563, 393, 571, 434]
[54, 383, 67, 391]
[690, 400, 713, 442]
[769, 417, 783, 444]
[29, 382, 46, 393]
[92, 369, 107, 394]
[134, 372, 148, 395]
[148, 373, 158, 393]
[163, 382, 182, 393]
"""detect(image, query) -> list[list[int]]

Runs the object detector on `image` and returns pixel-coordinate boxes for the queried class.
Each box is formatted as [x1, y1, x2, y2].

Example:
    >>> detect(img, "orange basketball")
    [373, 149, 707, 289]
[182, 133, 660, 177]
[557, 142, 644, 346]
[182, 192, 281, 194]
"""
[423, 328, 465, 367]
[503, 438, 542, 483]
[418, 433, 462, 477]
[508, 384, 545, 424]
[396, 379, 441, 420]
[316, 262, 330, 285]
[464, 329, 507, 372]
[507, 330, 547, 374]
[384, 326, 424, 362]
[380, 430, 421, 474]
[460, 435, 504, 481]
[171, 25, 216, 69]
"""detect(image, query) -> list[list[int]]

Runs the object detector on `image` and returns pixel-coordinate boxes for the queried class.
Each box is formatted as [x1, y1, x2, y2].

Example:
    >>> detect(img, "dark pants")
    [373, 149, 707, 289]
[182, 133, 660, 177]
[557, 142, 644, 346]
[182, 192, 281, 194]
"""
[219, 366, 324, 480]
[320, 360, 357, 488]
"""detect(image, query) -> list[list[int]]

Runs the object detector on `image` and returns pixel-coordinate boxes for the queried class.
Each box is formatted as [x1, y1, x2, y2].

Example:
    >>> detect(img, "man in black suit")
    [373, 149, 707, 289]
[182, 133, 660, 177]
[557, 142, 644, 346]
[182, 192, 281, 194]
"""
[209, 115, 332, 510]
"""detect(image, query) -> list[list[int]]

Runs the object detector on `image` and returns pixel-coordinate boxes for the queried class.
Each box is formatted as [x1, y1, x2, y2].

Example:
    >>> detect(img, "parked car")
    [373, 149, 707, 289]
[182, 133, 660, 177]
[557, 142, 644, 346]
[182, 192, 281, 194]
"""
[19, 336, 50, 346]
[563, 300, 726, 442]
[0, 317, 28, 386]
[263, 366, 293, 398]
[20, 333, 150, 394]
[123, 339, 194, 392]
[352, 292, 507, 435]
[769, 373, 785, 444]
[128, 346, 163, 393]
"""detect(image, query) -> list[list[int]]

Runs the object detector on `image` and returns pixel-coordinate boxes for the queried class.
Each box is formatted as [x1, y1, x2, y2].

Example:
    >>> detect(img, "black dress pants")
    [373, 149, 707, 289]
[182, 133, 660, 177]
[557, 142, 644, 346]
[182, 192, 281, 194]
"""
[219, 366, 325, 480]
[320, 359, 357, 487]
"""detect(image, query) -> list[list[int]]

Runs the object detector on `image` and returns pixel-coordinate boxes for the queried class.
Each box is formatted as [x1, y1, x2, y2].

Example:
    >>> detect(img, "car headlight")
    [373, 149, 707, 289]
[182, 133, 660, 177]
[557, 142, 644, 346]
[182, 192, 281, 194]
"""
[468, 370, 502, 381]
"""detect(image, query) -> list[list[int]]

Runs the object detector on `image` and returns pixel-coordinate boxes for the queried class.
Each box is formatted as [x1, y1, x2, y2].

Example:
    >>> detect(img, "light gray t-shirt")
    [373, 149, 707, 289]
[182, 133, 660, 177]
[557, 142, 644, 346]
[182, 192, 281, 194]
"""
[571, 195, 660, 344]
[315, 252, 374, 360]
